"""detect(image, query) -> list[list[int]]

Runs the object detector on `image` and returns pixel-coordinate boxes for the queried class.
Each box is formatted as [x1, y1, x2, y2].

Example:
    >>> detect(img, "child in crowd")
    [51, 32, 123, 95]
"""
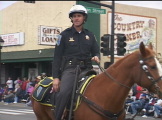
[13, 84, 22, 103]
[3, 90, 15, 105]
[26, 83, 35, 106]
[6, 77, 14, 91]
[0, 86, 4, 101]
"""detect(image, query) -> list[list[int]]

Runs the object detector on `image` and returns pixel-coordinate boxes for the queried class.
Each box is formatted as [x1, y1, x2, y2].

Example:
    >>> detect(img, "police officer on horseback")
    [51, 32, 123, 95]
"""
[52, 4, 100, 120]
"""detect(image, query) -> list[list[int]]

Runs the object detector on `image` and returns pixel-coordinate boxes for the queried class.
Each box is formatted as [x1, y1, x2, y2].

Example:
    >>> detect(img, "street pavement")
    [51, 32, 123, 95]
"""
[0, 102, 161, 120]
[0, 102, 36, 120]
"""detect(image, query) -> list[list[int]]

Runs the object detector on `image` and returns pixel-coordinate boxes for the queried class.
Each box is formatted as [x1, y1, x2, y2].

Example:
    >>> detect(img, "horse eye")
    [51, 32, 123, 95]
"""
[150, 66, 157, 70]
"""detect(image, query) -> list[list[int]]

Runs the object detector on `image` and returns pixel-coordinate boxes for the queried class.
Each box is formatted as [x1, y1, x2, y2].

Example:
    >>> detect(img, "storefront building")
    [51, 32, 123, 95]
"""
[0, 1, 100, 85]
[0, 1, 162, 85]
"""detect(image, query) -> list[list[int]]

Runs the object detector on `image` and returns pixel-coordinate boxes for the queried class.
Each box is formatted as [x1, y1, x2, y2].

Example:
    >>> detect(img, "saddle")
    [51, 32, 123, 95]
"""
[32, 70, 97, 109]
[74, 73, 96, 111]
[32, 77, 53, 106]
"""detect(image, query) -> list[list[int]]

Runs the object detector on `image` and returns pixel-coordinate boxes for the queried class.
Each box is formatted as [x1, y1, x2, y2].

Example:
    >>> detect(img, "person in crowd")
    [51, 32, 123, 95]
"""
[130, 93, 149, 116]
[26, 78, 33, 93]
[6, 77, 14, 91]
[27, 83, 35, 95]
[21, 77, 28, 100]
[3, 90, 15, 105]
[41, 73, 47, 79]
[32, 76, 40, 85]
[135, 85, 143, 100]
[33, 76, 41, 87]
[26, 83, 35, 106]
[36, 76, 41, 84]
[0, 86, 9, 102]
[125, 89, 134, 105]
[14, 77, 22, 89]
[131, 84, 137, 101]
[0, 86, 4, 101]
[13, 84, 22, 103]
[52, 4, 100, 120]
[125, 92, 134, 115]
[154, 97, 162, 118]
[142, 94, 158, 118]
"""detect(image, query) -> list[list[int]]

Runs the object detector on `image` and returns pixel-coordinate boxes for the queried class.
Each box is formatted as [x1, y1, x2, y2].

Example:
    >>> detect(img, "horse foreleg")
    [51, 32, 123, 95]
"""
[32, 99, 55, 120]
[46, 107, 55, 120]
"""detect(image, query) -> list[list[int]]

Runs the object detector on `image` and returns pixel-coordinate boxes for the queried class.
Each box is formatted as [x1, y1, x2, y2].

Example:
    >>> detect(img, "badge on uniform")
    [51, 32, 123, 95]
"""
[85, 35, 90, 40]
[56, 35, 62, 46]
[69, 37, 75, 42]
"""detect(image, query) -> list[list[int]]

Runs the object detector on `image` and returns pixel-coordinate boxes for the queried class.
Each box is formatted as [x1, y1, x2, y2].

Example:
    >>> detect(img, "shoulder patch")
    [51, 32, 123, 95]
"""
[64, 28, 71, 32]
[66, 28, 71, 30]
[56, 35, 62, 46]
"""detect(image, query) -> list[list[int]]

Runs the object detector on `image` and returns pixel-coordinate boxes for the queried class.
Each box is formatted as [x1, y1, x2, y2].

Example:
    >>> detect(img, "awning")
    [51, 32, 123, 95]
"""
[1, 48, 54, 63]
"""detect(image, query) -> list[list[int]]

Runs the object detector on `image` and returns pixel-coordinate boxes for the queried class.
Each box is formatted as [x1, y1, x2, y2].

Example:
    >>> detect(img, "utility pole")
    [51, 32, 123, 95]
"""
[0, 37, 4, 84]
[24, 1, 35, 3]
[85, 1, 115, 64]
[111, 1, 115, 63]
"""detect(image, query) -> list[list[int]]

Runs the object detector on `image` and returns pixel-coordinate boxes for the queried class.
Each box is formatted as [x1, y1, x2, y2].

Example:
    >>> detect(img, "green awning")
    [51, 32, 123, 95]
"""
[1, 48, 54, 63]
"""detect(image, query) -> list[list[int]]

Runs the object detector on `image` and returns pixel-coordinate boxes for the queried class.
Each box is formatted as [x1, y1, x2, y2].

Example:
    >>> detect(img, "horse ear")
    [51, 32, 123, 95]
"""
[139, 42, 147, 57]
[148, 42, 153, 50]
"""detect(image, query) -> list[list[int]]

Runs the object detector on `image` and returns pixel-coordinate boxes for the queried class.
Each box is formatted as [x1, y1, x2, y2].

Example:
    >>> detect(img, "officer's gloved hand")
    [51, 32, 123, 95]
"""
[53, 78, 60, 92]
[91, 56, 100, 63]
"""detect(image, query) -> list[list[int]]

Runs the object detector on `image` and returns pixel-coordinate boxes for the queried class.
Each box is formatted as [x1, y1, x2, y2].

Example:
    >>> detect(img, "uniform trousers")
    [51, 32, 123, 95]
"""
[55, 65, 82, 120]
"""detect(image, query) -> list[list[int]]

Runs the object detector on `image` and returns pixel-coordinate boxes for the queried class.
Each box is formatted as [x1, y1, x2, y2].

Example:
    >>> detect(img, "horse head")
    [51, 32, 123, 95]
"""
[135, 42, 162, 98]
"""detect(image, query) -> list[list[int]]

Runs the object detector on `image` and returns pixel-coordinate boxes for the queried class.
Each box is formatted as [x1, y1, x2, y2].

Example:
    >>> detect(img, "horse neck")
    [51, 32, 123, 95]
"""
[108, 52, 139, 85]
[82, 52, 140, 112]
[103, 53, 140, 106]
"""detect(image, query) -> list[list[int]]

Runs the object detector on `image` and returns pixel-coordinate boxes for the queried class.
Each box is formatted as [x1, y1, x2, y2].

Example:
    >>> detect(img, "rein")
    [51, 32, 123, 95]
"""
[96, 62, 131, 89]
[77, 62, 129, 120]
[97, 55, 162, 91]
[78, 93, 124, 120]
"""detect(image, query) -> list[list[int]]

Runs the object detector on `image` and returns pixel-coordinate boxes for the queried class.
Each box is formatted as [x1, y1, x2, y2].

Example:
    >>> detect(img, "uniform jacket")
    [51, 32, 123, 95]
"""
[53, 25, 100, 78]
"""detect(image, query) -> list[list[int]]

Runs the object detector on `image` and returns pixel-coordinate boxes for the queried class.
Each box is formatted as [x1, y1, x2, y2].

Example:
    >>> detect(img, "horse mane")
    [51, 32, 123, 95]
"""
[111, 51, 139, 68]
[109, 44, 155, 69]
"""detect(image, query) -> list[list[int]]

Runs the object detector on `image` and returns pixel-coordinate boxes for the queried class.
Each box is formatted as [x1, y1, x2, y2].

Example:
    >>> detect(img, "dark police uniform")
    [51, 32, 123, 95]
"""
[53, 25, 100, 120]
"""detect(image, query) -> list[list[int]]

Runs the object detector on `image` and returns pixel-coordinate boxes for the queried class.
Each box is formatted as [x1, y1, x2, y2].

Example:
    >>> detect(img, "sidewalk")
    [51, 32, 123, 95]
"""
[0, 101, 31, 107]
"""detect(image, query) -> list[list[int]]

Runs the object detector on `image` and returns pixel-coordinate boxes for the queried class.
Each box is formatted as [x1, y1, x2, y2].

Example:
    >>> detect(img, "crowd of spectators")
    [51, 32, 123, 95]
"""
[1, 75, 162, 118]
[0, 73, 44, 106]
[125, 84, 162, 118]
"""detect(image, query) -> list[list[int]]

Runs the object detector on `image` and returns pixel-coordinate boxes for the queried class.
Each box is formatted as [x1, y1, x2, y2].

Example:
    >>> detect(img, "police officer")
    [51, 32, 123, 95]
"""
[52, 5, 100, 120]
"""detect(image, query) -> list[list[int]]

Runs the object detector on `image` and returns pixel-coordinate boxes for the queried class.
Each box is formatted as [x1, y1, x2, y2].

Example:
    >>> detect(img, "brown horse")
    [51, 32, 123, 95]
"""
[32, 42, 162, 120]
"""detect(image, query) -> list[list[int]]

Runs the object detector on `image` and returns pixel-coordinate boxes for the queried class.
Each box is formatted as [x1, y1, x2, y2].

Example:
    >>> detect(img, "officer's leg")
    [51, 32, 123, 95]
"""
[55, 67, 76, 120]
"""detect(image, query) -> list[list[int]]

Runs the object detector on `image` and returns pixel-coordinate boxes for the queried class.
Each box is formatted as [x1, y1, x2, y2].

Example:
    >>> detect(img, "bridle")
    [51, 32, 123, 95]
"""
[128, 55, 162, 119]
[98, 55, 162, 91]
[139, 55, 162, 93]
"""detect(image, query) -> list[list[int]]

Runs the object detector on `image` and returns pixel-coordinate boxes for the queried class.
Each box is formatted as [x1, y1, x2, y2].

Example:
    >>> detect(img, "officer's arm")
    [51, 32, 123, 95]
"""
[52, 34, 64, 79]
[52, 35, 64, 92]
